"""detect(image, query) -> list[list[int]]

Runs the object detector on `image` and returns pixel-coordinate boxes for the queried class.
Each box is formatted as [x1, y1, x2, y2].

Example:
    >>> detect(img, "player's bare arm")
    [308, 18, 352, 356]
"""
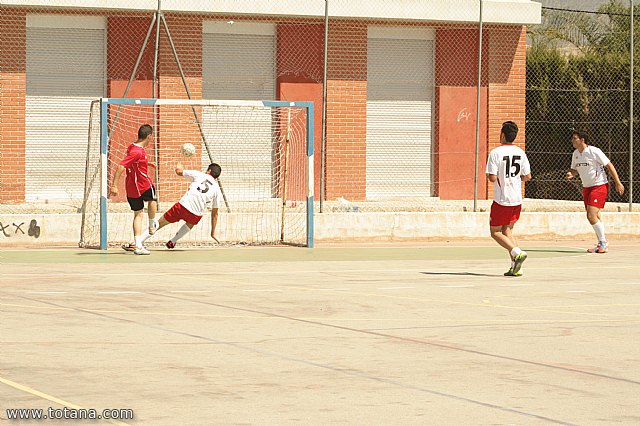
[109, 164, 126, 197]
[487, 173, 497, 183]
[174, 163, 184, 176]
[210, 208, 220, 243]
[521, 173, 532, 182]
[606, 162, 625, 195]
[565, 169, 577, 180]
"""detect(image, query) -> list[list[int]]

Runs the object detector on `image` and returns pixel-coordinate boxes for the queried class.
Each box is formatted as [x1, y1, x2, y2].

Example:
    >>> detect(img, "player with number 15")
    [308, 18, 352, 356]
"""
[486, 121, 532, 276]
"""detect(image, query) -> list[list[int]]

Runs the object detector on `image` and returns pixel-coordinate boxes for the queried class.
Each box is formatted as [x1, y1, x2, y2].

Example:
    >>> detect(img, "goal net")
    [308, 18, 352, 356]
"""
[80, 98, 314, 249]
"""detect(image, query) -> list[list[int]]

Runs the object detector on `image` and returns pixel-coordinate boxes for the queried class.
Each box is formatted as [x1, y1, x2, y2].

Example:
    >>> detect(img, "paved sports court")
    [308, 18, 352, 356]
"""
[1, 241, 639, 425]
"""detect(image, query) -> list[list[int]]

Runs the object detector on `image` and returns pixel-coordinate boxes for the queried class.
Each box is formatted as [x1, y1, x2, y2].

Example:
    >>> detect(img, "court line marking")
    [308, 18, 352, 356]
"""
[378, 286, 415, 290]
[0, 375, 130, 426]
[314, 288, 351, 291]
[152, 291, 640, 388]
[439, 285, 475, 288]
[9, 294, 580, 425]
[4, 302, 639, 325]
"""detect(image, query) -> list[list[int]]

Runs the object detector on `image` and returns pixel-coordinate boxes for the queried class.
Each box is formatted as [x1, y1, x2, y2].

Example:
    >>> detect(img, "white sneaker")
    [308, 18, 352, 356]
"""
[134, 246, 150, 255]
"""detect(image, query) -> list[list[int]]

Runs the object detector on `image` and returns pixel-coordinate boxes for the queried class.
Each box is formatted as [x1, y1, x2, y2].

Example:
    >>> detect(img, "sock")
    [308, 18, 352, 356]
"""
[149, 216, 158, 228]
[134, 235, 143, 248]
[141, 230, 151, 244]
[510, 247, 522, 258]
[592, 221, 606, 243]
[171, 223, 191, 244]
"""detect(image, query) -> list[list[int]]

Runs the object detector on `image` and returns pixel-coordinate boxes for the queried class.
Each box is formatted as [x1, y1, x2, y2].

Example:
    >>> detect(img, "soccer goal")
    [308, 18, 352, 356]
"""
[80, 98, 314, 249]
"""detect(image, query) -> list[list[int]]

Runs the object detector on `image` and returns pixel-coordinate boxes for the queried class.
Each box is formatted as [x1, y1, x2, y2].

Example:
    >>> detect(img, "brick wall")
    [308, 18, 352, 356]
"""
[486, 26, 527, 200]
[0, 9, 26, 203]
[325, 22, 367, 201]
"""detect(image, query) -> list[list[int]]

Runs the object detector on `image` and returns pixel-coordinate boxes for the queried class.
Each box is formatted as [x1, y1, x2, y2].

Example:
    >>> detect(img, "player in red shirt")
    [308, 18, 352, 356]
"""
[109, 124, 158, 255]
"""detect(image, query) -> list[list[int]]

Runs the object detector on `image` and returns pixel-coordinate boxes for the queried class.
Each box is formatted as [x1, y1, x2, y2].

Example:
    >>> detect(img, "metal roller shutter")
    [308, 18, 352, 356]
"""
[202, 22, 276, 200]
[26, 15, 105, 204]
[366, 27, 434, 199]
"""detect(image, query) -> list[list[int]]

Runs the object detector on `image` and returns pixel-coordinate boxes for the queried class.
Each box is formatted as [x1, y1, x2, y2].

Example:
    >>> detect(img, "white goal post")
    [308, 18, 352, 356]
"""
[80, 98, 314, 249]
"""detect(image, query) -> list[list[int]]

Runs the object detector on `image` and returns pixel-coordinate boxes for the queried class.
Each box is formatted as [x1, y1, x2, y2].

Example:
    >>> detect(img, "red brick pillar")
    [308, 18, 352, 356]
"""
[325, 22, 367, 201]
[0, 10, 26, 203]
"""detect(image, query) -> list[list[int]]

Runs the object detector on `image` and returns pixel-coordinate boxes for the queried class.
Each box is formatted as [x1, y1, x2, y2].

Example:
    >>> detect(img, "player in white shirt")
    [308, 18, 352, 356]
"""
[486, 121, 532, 276]
[565, 130, 624, 253]
[137, 162, 223, 251]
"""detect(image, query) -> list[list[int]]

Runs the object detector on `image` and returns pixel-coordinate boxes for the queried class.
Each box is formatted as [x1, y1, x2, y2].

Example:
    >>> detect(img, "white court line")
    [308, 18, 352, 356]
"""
[378, 286, 415, 290]
[169, 290, 212, 293]
[314, 288, 351, 291]
[97, 291, 143, 294]
[242, 289, 282, 292]
[439, 285, 475, 288]
[26, 291, 68, 294]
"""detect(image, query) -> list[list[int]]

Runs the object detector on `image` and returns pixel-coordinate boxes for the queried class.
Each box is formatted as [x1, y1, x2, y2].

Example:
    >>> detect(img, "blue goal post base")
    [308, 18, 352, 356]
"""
[99, 98, 314, 249]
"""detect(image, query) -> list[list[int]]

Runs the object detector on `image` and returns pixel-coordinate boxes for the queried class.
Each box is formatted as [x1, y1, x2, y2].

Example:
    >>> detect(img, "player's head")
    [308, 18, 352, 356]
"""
[500, 121, 518, 144]
[137, 124, 153, 143]
[207, 163, 222, 179]
[571, 129, 589, 147]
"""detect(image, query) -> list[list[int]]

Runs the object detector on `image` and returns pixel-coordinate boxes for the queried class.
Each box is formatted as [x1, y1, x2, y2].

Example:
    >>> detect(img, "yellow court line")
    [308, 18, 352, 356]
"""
[0, 375, 130, 426]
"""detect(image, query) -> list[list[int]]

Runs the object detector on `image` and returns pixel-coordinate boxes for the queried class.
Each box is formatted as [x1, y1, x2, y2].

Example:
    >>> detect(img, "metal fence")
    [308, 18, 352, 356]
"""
[0, 1, 638, 217]
[526, 2, 639, 209]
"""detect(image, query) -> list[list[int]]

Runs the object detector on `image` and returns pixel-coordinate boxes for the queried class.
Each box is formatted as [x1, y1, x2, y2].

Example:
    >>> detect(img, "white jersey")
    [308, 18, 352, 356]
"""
[486, 144, 531, 206]
[571, 145, 610, 188]
[178, 170, 222, 216]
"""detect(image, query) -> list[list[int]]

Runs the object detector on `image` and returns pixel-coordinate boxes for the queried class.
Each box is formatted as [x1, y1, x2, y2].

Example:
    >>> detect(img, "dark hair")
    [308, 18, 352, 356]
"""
[571, 129, 590, 145]
[138, 124, 153, 140]
[207, 163, 222, 179]
[501, 121, 518, 143]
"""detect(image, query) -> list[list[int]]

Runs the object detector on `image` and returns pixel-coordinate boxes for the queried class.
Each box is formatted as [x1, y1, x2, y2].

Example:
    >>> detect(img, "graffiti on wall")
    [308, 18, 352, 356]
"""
[0, 219, 41, 239]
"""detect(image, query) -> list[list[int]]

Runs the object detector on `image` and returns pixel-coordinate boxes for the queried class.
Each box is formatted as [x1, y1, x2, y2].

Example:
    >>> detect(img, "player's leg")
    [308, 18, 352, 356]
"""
[144, 186, 159, 234]
[167, 222, 196, 249]
[585, 184, 608, 253]
[132, 209, 150, 255]
[140, 215, 170, 245]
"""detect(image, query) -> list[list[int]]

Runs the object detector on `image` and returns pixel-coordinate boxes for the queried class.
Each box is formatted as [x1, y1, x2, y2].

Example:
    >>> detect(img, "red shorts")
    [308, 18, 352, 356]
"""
[163, 202, 202, 225]
[490, 202, 522, 227]
[582, 183, 608, 209]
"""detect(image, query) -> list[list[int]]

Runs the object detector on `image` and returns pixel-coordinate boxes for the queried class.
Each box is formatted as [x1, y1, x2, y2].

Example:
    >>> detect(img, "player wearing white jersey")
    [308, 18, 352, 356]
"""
[137, 162, 223, 251]
[565, 130, 624, 253]
[486, 121, 532, 276]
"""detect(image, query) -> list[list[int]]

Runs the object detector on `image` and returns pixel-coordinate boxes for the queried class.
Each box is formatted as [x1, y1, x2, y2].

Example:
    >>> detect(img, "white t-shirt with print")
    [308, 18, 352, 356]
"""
[486, 144, 531, 206]
[571, 145, 610, 188]
[178, 170, 222, 216]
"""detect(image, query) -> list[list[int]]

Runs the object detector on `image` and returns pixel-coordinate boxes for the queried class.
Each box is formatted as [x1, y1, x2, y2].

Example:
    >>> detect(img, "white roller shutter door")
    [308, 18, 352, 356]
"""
[26, 15, 105, 203]
[202, 22, 276, 200]
[367, 27, 434, 198]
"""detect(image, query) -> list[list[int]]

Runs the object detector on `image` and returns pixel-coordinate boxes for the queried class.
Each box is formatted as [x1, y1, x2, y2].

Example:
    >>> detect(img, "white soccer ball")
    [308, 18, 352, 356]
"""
[181, 143, 196, 157]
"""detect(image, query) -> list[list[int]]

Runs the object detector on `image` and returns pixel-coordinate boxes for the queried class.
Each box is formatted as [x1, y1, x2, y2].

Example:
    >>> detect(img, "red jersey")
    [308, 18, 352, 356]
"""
[120, 143, 153, 197]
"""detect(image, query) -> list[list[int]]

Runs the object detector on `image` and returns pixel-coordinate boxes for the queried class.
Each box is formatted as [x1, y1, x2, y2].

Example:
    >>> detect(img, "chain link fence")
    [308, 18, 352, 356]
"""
[526, 1, 639, 208]
[0, 1, 637, 224]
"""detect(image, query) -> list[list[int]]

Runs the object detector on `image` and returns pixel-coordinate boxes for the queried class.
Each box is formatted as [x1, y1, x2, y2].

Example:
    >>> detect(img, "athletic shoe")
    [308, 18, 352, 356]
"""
[504, 268, 523, 277]
[512, 251, 528, 274]
[587, 241, 608, 254]
[149, 219, 159, 235]
[134, 246, 150, 255]
[122, 243, 136, 252]
[165, 240, 176, 249]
